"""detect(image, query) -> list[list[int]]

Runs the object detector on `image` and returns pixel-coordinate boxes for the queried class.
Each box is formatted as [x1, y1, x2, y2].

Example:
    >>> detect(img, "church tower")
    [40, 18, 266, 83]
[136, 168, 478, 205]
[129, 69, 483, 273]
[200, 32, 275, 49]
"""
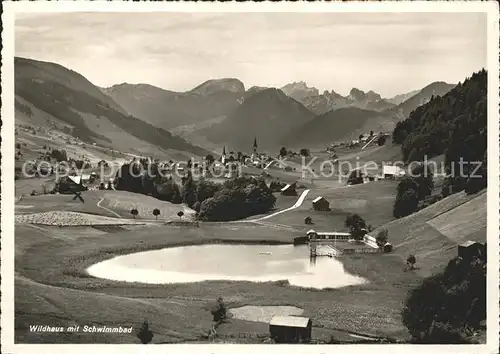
[221, 145, 226, 165]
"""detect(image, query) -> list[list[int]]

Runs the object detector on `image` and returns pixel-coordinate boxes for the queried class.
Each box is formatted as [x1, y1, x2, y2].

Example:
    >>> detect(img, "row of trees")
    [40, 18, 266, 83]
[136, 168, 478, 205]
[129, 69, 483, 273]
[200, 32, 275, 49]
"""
[114, 161, 277, 221]
[279, 147, 311, 158]
[393, 69, 487, 196]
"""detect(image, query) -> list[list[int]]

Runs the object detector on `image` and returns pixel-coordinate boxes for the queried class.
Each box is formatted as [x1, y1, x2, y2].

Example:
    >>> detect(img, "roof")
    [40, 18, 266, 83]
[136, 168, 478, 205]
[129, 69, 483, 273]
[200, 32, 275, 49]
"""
[281, 184, 291, 192]
[312, 196, 328, 203]
[67, 176, 81, 184]
[316, 231, 351, 236]
[460, 240, 481, 247]
[269, 316, 310, 328]
[307, 230, 351, 237]
[383, 165, 405, 175]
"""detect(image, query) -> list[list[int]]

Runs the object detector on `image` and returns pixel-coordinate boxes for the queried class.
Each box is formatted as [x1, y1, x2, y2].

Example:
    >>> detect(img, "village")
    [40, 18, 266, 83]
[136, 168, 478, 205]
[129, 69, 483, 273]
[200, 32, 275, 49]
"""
[14, 124, 487, 344]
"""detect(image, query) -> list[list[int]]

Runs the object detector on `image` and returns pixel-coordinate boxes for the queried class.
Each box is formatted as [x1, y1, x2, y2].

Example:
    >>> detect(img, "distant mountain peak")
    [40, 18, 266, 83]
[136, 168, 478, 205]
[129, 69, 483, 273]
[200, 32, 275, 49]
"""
[281, 81, 319, 101]
[190, 78, 245, 95]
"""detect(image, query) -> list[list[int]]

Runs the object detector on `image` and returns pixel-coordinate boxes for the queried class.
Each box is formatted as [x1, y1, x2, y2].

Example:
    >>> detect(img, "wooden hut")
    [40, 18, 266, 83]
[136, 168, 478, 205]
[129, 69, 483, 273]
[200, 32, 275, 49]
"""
[281, 183, 297, 196]
[312, 196, 330, 211]
[269, 316, 312, 343]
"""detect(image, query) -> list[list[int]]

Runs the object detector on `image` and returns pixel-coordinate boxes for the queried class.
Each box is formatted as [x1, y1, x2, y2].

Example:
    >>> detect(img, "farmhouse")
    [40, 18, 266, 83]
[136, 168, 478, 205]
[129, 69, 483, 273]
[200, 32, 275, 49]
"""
[458, 241, 486, 260]
[281, 183, 297, 196]
[269, 316, 312, 343]
[382, 165, 405, 179]
[312, 196, 330, 211]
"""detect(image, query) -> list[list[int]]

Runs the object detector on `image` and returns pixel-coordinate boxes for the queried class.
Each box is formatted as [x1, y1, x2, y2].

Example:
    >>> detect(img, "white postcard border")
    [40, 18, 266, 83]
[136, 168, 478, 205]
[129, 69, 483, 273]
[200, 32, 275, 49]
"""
[2, 1, 499, 354]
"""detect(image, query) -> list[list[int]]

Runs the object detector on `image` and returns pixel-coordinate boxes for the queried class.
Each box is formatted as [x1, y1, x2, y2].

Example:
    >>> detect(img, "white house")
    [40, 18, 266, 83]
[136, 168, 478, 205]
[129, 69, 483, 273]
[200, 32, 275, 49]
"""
[382, 165, 405, 179]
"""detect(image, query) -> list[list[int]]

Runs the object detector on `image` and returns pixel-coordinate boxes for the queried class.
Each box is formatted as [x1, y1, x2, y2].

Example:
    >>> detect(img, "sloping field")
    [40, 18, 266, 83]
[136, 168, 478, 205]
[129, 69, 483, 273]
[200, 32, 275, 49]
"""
[267, 180, 397, 232]
[16, 193, 118, 218]
[99, 190, 195, 220]
[15, 276, 209, 344]
[426, 191, 486, 244]
[373, 190, 487, 276]
[15, 211, 144, 227]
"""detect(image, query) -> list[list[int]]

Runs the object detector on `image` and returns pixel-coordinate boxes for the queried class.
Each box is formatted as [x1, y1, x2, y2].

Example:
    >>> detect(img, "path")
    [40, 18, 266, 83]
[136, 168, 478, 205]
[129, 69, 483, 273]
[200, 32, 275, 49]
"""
[254, 189, 310, 221]
[96, 197, 123, 219]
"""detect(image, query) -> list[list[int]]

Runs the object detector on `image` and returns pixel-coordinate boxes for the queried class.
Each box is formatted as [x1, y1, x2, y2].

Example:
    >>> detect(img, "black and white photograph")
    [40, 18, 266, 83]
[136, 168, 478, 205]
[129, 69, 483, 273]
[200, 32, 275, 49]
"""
[2, 1, 499, 353]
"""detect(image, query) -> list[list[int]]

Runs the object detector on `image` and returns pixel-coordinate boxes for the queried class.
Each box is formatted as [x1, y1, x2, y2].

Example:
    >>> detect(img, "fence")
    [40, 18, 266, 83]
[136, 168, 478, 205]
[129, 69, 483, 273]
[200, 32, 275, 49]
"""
[342, 247, 382, 255]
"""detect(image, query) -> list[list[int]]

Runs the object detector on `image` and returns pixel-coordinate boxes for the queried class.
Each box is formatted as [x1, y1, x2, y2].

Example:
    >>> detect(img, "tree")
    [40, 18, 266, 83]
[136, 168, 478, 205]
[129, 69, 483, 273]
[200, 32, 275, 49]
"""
[299, 148, 310, 157]
[376, 228, 389, 248]
[205, 154, 215, 166]
[395, 188, 419, 218]
[99, 182, 105, 190]
[137, 320, 154, 344]
[279, 146, 288, 158]
[181, 172, 197, 208]
[358, 134, 363, 141]
[155, 178, 182, 204]
[152, 208, 160, 220]
[210, 296, 227, 322]
[130, 208, 139, 219]
[347, 170, 364, 185]
[345, 214, 367, 241]
[377, 135, 387, 146]
[406, 254, 416, 270]
[370, 130, 374, 136]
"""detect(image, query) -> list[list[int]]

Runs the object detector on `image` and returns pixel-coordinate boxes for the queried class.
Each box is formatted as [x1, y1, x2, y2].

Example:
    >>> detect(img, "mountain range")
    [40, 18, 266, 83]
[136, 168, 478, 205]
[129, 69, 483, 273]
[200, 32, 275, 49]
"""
[15, 56, 457, 156]
[15, 57, 209, 158]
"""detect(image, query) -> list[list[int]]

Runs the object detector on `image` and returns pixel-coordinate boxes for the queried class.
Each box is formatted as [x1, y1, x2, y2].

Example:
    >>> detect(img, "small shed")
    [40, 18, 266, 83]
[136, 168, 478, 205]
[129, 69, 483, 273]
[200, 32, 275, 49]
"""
[281, 183, 297, 196]
[269, 316, 312, 343]
[312, 196, 330, 211]
[458, 241, 485, 260]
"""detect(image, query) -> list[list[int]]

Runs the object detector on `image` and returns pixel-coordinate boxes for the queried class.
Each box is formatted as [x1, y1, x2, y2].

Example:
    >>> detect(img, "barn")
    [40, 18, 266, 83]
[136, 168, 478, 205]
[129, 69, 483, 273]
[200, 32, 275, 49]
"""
[281, 183, 297, 196]
[312, 196, 330, 211]
[269, 316, 312, 343]
[382, 165, 405, 179]
[458, 241, 486, 260]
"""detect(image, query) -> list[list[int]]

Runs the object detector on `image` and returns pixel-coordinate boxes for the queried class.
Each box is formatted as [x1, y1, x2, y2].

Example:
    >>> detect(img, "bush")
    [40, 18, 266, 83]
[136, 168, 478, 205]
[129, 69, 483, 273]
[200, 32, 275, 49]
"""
[136, 320, 154, 344]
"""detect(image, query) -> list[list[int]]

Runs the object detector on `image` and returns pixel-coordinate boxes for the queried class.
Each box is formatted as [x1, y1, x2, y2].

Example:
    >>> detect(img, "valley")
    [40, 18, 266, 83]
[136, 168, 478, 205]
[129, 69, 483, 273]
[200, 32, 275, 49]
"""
[13, 55, 488, 346]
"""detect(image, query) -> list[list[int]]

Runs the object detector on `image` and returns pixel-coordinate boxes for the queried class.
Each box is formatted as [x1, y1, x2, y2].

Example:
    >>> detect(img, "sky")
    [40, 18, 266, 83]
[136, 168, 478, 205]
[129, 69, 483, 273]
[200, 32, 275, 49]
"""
[15, 12, 487, 98]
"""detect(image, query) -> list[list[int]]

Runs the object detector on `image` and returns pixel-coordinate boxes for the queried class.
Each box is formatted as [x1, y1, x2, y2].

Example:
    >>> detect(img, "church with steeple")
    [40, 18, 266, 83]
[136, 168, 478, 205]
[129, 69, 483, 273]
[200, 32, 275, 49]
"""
[221, 145, 227, 165]
[251, 137, 258, 161]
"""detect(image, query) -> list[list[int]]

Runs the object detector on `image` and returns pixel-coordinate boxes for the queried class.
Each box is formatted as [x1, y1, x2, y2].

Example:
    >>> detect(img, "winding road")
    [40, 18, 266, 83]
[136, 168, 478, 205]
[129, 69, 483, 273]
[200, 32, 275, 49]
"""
[254, 189, 310, 221]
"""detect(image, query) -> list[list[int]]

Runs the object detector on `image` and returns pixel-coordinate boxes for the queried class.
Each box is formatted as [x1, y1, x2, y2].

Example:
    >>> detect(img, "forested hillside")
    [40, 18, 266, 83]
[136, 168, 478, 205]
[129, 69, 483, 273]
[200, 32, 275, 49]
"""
[393, 69, 487, 194]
